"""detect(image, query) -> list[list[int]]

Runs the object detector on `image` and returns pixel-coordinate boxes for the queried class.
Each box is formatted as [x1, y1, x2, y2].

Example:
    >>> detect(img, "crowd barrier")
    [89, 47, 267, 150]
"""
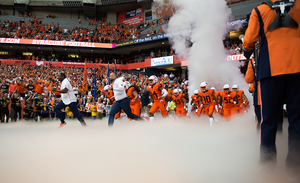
[0, 54, 243, 70]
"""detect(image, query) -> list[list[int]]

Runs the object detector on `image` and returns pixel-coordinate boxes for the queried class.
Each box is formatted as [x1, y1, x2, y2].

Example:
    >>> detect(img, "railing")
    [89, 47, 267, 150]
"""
[226, 0, 254, 6]
[98, 0, 136, 5]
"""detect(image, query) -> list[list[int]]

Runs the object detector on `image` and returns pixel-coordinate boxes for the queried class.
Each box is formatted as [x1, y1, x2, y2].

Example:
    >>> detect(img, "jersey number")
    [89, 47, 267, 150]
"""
[203, 96, 211, 104]
[224, 97, 233, 104]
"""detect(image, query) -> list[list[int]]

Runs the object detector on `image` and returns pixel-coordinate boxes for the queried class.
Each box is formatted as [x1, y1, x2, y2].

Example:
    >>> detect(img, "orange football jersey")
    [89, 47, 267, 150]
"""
[219, 91, 237, 108]
[172, 94, 185, 108]
[198, 89, 214, 105]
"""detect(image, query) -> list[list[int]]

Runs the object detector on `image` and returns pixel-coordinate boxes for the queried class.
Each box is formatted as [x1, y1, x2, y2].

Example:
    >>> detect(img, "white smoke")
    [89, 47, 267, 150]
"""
[0, 118, 291, 183]
[155, 0, 248, 96]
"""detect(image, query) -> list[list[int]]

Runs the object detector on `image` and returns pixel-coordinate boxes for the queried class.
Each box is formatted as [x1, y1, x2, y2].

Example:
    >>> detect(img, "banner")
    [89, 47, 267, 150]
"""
[115, 33, 169, 47]
[118, 6, 143, 26]
[145, 15, 152, 21]
[151, 56, 173, 67]
[226, 54, 247, 61]
[0, 38, 115, 48]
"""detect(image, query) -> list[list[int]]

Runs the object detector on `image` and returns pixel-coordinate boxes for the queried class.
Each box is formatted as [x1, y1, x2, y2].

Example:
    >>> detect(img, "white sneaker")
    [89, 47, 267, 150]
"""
[149, 117, 154, 122]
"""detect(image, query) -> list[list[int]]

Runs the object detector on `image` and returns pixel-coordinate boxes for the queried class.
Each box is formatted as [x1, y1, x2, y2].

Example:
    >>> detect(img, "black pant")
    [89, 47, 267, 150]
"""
[54, 101, 86, 125]
[108, 97, 143, 126]
[260, 73, 300, 171]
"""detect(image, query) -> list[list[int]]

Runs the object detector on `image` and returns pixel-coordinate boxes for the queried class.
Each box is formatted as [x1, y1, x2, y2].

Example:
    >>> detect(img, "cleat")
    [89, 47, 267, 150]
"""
[58, 122, 67, 128]
[142, 117, 149, 121]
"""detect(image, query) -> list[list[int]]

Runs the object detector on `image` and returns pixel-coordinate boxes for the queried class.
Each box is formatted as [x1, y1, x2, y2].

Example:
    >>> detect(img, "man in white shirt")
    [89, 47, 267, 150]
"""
[108, 73, 143, 126]
[52, 73, 87, 127]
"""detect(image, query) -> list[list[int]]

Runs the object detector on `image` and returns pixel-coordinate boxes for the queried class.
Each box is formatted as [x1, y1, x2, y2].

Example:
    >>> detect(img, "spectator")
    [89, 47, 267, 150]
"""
[23, 102, 34, 120]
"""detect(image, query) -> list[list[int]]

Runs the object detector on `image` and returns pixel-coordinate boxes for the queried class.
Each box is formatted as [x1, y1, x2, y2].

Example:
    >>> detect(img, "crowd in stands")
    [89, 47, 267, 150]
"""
[0, 47, 176, 64]
[0, 62, 249, 123]
[0, 14, 169, 43]
[0, 63, 181, 122]
[225, 43, 243, 55]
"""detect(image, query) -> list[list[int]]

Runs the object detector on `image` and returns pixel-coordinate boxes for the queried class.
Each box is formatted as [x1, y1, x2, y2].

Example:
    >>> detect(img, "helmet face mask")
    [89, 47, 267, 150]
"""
[223, 84, 230, 94]
[200, 86, 206, 91]
[104, 85, 110, 92]
[148, 79, 154, 86]
[148, 75, 157, 86]
[232, 88, 238, 92]
[232, 84, 238, 92]
[200, 82, 208, 92]
[194, 90, 199, 95]
[173, 89, 179, 96]
[223, 88, 230, 94]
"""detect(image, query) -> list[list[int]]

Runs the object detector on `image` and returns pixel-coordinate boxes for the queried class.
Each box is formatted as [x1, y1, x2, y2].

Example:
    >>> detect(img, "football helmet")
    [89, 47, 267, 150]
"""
[232, 84, 239, 91]
[194, 90, 199, 94]
[200, 82, 208, 91]
[148, 75, 157, 86]
[103, 85, 111, 91]
[184, 80, 189, 86]
[173, 89, 179, 96]
[223, 84, 230, 94]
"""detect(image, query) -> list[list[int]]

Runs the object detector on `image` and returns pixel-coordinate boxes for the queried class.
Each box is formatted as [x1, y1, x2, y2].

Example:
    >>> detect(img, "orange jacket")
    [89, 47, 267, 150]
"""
[245, 59, 261, 105]
[243, 0, 300, 80]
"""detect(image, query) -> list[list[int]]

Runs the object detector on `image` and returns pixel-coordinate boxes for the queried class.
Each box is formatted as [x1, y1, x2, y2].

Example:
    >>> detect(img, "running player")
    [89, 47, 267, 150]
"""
[232, 84, 249, 113]
[172, 88, 186, 117]
[197, 82, 218, 126]
[190, 90, 200, 115]
[125, 81, 142, 119]
[219, 84, 238, 121]
[148, 75, 168, 122]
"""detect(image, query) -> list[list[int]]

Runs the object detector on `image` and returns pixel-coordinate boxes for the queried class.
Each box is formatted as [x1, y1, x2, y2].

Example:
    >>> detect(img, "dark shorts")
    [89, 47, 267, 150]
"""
[41, 113, 49, 118]
[50, 112, 55, 118]
[1, 108, 9, 116]
[10, 108, 17, 119]
[35, 107, 42, 117]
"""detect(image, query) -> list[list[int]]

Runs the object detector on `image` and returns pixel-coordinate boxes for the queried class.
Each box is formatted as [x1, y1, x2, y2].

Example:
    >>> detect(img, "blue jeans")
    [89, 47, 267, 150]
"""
[54, 101, 86, 125]
[106, 105, 112, 118]
[108, 97, 143, 126]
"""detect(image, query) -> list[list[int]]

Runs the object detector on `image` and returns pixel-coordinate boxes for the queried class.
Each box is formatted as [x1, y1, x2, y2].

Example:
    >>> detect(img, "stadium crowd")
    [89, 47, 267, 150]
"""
[1, 47, 177, 64]
[0, 62, 248, 125]
[0, 15, 169, 43]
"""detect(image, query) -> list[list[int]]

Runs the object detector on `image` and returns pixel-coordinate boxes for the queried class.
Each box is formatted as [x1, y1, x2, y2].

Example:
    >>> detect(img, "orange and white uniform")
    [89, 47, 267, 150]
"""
[148, 83, 167, 117]
[106, 90, 115, 104]
[127, 86, 142, 117]
[219, 91, 237, 120]
[235, 90, 246, 113]
[172, 93, 186, 117]
[197, 89, 215, 116]
[191, 94, 200, 112]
